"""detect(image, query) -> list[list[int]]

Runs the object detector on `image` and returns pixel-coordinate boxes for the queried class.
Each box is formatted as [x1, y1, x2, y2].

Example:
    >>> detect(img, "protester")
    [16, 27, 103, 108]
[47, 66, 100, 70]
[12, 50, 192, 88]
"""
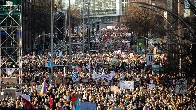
[0, 27, 195, 110]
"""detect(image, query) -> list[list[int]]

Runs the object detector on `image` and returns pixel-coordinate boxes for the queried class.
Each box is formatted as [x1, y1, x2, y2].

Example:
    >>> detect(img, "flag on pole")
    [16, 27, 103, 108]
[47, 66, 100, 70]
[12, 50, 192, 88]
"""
[40, 81, 47, 95]
[22, 95, 34, 109]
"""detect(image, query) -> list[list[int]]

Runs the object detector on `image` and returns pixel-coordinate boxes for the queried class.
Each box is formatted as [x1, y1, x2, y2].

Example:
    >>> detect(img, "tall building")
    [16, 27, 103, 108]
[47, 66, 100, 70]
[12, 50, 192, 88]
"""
[75, 0, 123, 25]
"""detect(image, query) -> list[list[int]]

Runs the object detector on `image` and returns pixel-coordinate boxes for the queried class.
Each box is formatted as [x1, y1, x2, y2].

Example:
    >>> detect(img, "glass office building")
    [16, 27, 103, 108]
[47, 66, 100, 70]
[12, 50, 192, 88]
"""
[75, 0, 123, 24]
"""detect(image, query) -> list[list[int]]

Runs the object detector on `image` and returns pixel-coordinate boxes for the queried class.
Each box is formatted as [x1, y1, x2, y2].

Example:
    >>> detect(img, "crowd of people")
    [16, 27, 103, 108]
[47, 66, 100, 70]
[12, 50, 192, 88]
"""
[0, 27, 195, 110]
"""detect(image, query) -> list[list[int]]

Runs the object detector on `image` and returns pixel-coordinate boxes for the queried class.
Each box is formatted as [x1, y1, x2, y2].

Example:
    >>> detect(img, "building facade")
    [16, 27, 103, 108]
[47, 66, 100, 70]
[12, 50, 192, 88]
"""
[74, 0, 123, 25]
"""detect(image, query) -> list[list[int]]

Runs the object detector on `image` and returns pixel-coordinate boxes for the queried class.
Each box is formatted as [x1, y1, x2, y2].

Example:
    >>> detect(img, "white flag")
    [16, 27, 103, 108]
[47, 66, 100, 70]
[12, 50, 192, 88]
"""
[92, 69, 100, 79]
[6, 68, 16, 75]
[102, 68, 105, 75]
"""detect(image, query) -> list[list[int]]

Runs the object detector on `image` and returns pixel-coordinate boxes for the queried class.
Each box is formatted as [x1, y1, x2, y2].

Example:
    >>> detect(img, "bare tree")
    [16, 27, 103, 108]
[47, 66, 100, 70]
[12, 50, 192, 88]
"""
[123, 3, 166, 37]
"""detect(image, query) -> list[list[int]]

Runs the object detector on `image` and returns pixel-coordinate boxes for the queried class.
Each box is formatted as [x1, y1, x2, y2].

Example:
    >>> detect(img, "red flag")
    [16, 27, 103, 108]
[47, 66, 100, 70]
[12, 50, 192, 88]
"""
[71, 94, 76, 103]
[22, 97, 34, 109]
[50, 95, 53, 108]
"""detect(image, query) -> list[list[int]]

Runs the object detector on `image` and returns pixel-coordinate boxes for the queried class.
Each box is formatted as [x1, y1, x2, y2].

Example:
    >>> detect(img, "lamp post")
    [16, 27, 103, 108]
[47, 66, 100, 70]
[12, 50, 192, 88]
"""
[49, 0, 54, 85]
[68, 0, 72, 69]
[82, 0, 85, 53]
[87, 2, 90, 52]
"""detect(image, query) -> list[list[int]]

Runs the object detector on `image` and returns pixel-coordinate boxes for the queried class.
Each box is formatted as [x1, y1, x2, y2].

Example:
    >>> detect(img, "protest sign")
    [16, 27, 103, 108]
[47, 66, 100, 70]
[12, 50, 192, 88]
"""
[82, 79, 88, 82]
[111, 86, 119, 92]
[3, 88, 16, 99]
[80, 102, 96, 110]
[148, 84, 155, 89]
[0, 95, 4, 100]
[120, 81, 134, 89]
[37, 85, 42, 92]
[2, 77, 17, 85]
[16, 92, 22, 96]
[141, 88, 147, 93]
[6, 68, 16, 75]
[175, 78, 188, 94]
[112, 58, 117, 62]
[100, 72, 115, 81]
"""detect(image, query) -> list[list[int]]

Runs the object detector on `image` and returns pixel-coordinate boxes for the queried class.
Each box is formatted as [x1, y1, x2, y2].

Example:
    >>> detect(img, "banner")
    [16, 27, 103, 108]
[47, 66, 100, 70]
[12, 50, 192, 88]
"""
[3, 88, 16, 99]
[175, 78, 187, 94]
[80, 102, 96, 110]
[120, 81, 134, 90]
[93, 70, 115, 81]
[6, 68, 16, 75]
[100, 73, 114, 81]
[2, 77, 17, 85]
[22, 94, 30, 101]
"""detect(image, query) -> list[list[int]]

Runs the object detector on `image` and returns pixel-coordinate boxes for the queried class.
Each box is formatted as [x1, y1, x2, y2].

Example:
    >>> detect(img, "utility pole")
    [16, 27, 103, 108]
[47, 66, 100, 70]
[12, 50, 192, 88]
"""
[87, 2, 90, 52]
[68, 0, 72, 69]
[64, 10, 67, 56]
[50, 0, 54, 85]
[178, 0, 182, 75]
[82, 0, 85, 53]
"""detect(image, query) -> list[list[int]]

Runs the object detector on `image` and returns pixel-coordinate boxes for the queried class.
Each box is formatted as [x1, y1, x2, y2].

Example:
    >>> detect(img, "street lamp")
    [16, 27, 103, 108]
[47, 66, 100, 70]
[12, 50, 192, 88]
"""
[87, 2, 90, 52]
[68, 0, 72, 69]
[82, 0, 85, 53]
[49, 0, 54, 85]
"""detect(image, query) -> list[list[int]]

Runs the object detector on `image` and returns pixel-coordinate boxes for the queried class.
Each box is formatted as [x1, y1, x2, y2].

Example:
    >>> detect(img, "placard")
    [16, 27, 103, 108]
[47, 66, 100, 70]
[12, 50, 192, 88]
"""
[120, 81, 134, 90]
[80, 102, 96, 110]
[3, 88, 16, 99]
[37, 85, 42, 92]
[82, 79, 88, 82]
[148, 84, 155, 89]
[141, 88, 147, 93]
[0, 95, 4, 100]
[16, 92, 22, 96]
[6, 68, 16, 75]
[2, 77, 17, 85]
[175, 78, 187, 94]
[112, 58, 117, 62]
[111, 86, 119, 92]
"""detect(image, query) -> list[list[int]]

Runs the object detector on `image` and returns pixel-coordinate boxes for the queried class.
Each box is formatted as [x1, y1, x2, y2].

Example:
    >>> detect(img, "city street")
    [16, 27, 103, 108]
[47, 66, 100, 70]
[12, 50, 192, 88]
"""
[0, 0, 196, 110]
